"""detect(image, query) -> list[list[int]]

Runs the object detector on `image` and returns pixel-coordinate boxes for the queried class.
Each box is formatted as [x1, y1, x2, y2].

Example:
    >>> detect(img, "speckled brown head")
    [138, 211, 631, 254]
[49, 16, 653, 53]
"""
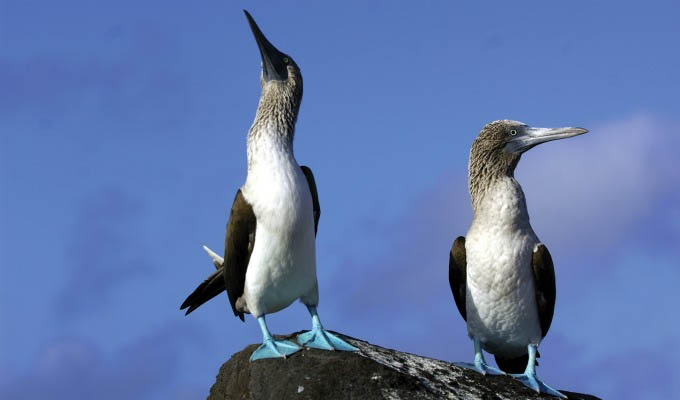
[244, 10, 303, 142]
[468, 120, 588, 206]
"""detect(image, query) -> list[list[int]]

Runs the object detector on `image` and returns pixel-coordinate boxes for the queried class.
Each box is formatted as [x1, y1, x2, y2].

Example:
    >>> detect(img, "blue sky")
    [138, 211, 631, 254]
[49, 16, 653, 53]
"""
[1, 1, 679, 399]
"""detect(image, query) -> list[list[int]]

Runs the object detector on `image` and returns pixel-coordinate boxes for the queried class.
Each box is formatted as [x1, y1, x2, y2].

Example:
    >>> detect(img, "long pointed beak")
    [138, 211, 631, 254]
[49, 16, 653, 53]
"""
[244, 10, 288, 82]
[505, 126, 588, 153]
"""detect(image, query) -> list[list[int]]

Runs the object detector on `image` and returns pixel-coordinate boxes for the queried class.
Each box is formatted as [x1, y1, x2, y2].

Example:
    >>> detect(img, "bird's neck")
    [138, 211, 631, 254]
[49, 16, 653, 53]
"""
[247, 91, 300, 168]
[250, 84, 300, 140]
[470, 174, 530, 227]
[468, 147, 520, 209]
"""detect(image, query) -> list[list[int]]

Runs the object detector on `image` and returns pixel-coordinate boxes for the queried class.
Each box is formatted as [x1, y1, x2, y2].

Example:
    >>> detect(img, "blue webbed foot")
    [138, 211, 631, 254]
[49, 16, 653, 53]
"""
[249, 315, 301, 362]
[250, 338, 301, 361]
[510, 344, 566, 398]
[297, 327, 358, 351]
[298, 306, 358, 352]
[511, 372, 566, 398]
[454, 337, 504, 375]
[454, 361, 505, 376]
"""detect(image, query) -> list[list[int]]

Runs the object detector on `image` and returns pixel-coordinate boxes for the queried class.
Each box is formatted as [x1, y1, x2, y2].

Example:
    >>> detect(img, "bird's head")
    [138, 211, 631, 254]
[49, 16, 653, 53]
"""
[468, 119, 588, 206]
[244, 10, 302, 106]
[470, 120, 588, 177]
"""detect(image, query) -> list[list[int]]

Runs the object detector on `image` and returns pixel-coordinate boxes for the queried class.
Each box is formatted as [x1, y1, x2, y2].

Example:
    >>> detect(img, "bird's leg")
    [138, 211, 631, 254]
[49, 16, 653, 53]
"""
[511, 344, 566, 398]
[249, 315, 301, 362]
[296, 305, 358, 351]
[454, 337, 505, 375]
[472, 338, 505, 375]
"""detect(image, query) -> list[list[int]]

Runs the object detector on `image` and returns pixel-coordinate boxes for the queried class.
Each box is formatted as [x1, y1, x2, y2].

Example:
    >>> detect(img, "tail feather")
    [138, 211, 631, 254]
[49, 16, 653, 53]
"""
[494, 351, 540, 374]
[180, 268, 226, 316]
[202, 245, 224, 269]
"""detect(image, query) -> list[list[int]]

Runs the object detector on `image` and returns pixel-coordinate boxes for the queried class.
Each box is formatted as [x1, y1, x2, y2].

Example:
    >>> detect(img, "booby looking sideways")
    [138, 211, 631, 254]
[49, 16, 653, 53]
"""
[449, 120, 587, 397]
[180, 10, 357, 361]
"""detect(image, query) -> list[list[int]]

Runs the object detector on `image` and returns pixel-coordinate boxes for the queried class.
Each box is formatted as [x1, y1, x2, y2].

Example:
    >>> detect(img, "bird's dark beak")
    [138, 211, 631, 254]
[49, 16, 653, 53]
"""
[244, 10, 289, 82]
[505, 126, 588, 153]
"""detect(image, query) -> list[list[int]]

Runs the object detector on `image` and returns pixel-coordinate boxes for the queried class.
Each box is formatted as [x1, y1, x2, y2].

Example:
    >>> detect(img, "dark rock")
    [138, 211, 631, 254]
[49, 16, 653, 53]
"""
[208, 332, 600, 400]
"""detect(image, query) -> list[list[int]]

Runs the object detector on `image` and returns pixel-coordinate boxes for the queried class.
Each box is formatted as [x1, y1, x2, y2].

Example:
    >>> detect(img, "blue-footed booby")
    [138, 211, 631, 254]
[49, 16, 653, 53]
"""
[180, 10, 357, 361]
[449, 120, 587, 397]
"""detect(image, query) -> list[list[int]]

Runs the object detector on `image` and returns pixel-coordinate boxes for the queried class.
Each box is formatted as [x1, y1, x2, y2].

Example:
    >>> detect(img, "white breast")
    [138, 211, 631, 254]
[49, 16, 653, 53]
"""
[240, 129, 317, 317]
[464, 178, 542, 357]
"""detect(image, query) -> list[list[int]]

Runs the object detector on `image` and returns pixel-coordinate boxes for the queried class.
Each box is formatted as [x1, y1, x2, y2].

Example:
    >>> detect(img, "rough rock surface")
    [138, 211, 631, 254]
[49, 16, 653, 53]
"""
[208, 332, 600, 400]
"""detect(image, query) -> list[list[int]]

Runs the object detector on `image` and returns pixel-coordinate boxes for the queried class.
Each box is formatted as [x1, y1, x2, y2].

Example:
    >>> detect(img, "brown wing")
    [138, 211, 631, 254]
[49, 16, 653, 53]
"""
[448, 236, 467, 321]
[222, 189, 256, 321]
[532, 243, 557, 337]
[180, 190, 255, 322]
[300, 165, 320, 235]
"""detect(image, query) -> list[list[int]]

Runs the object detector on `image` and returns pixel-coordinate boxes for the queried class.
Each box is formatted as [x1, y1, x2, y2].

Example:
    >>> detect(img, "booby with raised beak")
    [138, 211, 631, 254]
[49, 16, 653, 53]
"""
[181, 10, 357, 361]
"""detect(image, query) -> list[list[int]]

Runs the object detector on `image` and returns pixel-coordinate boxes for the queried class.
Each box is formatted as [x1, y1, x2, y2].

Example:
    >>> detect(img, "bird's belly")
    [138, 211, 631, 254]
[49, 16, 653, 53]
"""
[241, 166, 317, 317]
[244, 227, 316, 316]
[465, 229, 542, 357]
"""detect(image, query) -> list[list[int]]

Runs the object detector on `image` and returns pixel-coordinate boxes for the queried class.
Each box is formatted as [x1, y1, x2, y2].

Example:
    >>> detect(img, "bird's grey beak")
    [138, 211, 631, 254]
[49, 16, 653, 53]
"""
[505, 126, 588, 153]
[244, 10, 289, 82]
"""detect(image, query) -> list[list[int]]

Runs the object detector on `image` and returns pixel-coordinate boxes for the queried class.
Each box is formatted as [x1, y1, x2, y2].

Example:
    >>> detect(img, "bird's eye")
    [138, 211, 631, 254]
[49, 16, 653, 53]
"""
[510, 129, 517, 136]
[283, 57, 290, 64]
